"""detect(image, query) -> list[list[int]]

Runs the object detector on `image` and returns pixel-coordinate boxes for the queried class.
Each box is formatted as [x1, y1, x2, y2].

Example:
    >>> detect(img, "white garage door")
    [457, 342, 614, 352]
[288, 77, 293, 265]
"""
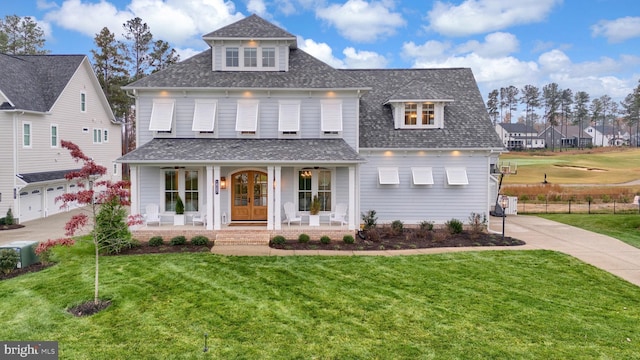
[46, 185, 66, 216]
[20, 188, 43, 222]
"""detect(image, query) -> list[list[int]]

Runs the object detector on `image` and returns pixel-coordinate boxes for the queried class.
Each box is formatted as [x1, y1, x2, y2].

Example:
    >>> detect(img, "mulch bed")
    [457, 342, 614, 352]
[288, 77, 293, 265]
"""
[0, 224, 25, 231]
[115, 243, 213, 255]
[271, 229, 525, 251]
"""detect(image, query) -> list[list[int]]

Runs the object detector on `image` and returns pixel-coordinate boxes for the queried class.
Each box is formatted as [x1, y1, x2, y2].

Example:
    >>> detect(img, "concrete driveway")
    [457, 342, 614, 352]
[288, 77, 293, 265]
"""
[0, 208, 91, 245]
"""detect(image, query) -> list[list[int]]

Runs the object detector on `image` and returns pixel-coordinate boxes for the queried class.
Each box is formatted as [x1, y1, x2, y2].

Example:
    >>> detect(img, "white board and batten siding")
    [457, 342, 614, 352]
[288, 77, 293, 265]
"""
[359, 150, 492, 224]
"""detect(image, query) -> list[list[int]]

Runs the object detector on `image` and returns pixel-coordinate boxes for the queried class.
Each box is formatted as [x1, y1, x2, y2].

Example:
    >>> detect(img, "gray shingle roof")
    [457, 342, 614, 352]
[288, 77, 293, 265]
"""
[0, 54, 85, 112]
[498, 122, 537, 133]
[124, 47, 366, 90]
[347, 68, 504, 149]
[203, 14, 296, 42]
[118, 138, 365, 163]
[18, 169, 80, 183]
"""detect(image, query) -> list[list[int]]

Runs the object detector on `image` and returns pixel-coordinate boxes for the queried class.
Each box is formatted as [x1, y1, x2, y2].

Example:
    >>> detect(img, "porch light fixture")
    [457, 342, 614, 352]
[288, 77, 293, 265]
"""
[220, 177, 226, 189]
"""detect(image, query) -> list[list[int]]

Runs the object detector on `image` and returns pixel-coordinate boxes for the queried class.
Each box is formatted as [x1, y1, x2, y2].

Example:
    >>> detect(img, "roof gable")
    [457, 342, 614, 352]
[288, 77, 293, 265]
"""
[203, 14, 297, 47]
[0, 53, 85, 112]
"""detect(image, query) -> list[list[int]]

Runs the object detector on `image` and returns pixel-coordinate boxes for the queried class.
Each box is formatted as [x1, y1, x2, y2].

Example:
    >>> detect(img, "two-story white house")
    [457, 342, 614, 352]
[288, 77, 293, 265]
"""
[119, 15, 505, 232]
[585, 125, 629, 147]
[495, 122, 545, 150]
[0, 54, 122, 222]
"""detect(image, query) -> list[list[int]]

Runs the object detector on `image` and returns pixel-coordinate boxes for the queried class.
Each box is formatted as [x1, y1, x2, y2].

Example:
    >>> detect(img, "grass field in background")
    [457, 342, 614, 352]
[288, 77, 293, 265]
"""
[1, 242, 639, 359]
[500, 148, 640, 185]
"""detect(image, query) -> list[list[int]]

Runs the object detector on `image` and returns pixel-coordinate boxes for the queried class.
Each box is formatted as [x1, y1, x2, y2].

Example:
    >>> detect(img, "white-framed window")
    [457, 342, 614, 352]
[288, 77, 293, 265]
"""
[297, 169, 333, 212]
[23, 122, 31, 147]
[226, 47, 239, 67]
[223, 46, 279, 71]
[391, 101, 447, 129]
[411, 167, 434, 185]
[446, 167, 469, 185]
[192, 99, 217, 133]
[321, 99, 342, 134]
[235, 99, 259, 134]
[50, 124, 58, 148]
[103, 129, 109, 143]
[93, 128, 102, 144]
[278, 100, 300, 134]
[244, 47, 257, 67]
[163, 169, 199, 212]
[262, 47, 275, 67]
[378, 167, 400, 185]
[81, 92, 86, 112]
[149, 99, 175, 134]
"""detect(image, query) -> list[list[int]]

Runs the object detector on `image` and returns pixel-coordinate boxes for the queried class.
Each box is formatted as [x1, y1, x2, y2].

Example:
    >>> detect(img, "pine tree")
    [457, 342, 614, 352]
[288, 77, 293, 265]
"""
[0, 15, 48, 55]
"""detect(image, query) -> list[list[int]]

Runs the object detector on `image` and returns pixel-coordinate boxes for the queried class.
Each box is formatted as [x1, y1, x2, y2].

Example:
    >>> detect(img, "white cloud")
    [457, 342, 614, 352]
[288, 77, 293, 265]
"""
[36, 0, 58, 10]
[342, 47, 388, 68]
[455, 32, 519, 58]
[174, 47, 203, 61]
[247, 0, 267, 16]
[427, 0, 561, 36]
[298, 36, 345, 68]
[591, 16, 640, 43]
[316, 0, 405, 43]
[44, 0, 243, 47]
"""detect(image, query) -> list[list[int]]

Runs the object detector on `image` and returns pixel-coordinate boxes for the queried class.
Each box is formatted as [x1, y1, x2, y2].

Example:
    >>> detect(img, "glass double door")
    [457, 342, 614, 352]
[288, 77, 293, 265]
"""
[231, 171, 268, 221]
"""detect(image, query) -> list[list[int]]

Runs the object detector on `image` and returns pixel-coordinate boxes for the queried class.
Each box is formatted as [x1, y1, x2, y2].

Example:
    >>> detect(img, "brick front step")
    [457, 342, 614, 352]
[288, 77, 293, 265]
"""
[215, 231, 271, 246]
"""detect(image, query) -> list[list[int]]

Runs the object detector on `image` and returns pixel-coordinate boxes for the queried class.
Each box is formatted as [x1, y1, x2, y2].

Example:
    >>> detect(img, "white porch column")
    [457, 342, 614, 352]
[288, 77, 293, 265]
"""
[348, 166, 356, 230]
[274, 166, 282, 230]
[130, 165, 139, 215]
[206, 166, 214, 230]
[267, 166, 274, 230]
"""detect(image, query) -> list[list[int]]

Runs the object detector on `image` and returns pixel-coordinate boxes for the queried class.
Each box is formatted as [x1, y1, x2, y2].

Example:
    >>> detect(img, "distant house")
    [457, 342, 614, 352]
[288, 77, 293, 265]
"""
[118, 15, 505, 231]
[0, 54, 122, 222]
[495, 123, 545, 150]
[585, 125, 629, 147]
[540, 125, 593, 149]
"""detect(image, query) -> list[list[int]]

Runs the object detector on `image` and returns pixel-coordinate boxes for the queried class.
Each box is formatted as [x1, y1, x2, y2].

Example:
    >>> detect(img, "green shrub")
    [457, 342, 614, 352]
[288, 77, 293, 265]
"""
[320, 235, 331, 244]
[445, 218, 464, 234]
[149, 236, 164, 247]
[419, 220, 434, 231]
[4, 208, 14, 225]
[298, 233, 310, 243]
[361, 210, 377, 230]
[601, 194, 611, 203]
[0, 249, 19, 274]
[191, 235, 210, 246]
[342, 235, 355, 244]
[271, 235, 286, 245]
[169, 236, 187, 246]
[391, 220, 404, 234]
[95, 196, 134, 254]
[585, 195, 594, 203]
[536, 194, 546, 202]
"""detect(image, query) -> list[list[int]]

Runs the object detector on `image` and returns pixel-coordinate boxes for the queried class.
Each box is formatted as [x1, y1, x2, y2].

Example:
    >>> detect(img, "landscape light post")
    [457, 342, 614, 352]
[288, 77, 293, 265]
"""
[500, 195, 509, 241]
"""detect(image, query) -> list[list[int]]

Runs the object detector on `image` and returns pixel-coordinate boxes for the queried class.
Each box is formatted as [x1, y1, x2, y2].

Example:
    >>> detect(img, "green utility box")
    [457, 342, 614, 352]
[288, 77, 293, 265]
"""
[0, 241, 39, 269]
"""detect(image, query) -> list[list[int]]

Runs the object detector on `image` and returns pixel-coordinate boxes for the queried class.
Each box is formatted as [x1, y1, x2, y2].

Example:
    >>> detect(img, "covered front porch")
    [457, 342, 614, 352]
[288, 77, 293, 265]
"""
[120, 138, 365, 233]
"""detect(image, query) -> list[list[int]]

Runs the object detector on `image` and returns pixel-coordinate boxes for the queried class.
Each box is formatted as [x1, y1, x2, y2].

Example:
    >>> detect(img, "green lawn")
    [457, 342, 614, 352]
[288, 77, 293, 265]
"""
[1, 242, 639, 359]
[500, 148, 640, 184]
[538, 213, 640, 249]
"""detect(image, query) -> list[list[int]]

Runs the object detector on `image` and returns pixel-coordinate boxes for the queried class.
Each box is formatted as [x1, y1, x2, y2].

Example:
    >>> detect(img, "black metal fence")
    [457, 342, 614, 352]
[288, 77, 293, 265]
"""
[517, 199, 640, 214]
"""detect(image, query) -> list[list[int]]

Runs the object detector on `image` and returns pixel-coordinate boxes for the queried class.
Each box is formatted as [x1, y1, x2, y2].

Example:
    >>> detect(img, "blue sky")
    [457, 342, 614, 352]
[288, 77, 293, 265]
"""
[3, 0, 640, 106]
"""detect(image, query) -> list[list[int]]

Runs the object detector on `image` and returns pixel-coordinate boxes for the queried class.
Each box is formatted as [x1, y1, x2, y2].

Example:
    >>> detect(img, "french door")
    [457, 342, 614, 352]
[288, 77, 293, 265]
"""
[231, 171, 268, 221]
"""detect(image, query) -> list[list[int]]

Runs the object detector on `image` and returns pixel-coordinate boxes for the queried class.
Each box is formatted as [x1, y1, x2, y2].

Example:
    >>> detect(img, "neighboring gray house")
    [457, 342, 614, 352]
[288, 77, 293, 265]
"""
[0, 54, 122, 222]
[540, 125, 593, 149]
[119, 15, 505, 231]
[495, 122, 545, 150]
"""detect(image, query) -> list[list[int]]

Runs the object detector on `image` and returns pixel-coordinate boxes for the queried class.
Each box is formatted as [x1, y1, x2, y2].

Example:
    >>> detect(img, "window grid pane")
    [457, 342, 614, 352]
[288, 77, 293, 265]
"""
[262, 48, 275, 67]
[185, 171, 199, 212]
[318, 170, 331, 211]
[23, 123, 30, 146]
[298, 171, 312, 211]
[51, 126, 57, 147]
[421, 103, 435, 125]
[405, 103, 417, 125]
[164, 171, 178, 211]
[244, 48, 257, 67]
[226, 48, 239, 67]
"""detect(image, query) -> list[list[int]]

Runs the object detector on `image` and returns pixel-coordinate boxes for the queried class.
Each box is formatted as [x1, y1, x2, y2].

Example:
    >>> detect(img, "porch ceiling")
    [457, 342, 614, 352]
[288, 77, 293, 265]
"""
[117, 138, 365, 164]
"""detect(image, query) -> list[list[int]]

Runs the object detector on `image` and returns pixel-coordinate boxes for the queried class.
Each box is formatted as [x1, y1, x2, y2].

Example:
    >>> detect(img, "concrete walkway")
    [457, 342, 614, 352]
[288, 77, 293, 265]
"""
[3, 210, 640, 287]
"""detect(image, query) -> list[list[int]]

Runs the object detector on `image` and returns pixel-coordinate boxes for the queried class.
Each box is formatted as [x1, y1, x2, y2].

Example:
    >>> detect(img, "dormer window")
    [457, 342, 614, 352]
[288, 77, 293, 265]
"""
[222, 45, 279, 71]
[389, 100, 450, 129]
